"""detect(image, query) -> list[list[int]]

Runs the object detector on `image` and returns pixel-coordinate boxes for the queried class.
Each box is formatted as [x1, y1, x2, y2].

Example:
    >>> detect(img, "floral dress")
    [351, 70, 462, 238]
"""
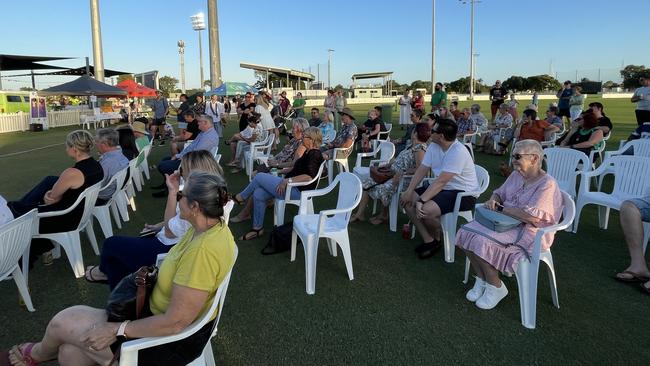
[273, 138, 303, 164]
[361, 143, 427, 206]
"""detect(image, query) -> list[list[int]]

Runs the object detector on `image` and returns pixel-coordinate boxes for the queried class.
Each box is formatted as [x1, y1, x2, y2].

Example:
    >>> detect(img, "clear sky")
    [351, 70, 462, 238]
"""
[1, 0, 648, 90]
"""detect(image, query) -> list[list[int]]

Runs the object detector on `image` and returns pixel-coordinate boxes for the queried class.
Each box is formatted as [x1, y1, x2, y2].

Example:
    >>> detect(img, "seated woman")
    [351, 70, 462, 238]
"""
[456, 139, 562, 310]
[2, 172, 236, 366]
[84, 150, 224, 289]
[559, 110, 604, 158]
[356, 108, 386, 143]
[319, 111, 336, 145]
[503, 109, 560, 147]
[350, 123, 429, 224]
[476, 103, 512, 154]
[225, 112, 265, 170]
[7, 130, 104, 265]
[116, 126, 139, 160]
[230, 118, 310, 223]
[233, 127, 324, 240]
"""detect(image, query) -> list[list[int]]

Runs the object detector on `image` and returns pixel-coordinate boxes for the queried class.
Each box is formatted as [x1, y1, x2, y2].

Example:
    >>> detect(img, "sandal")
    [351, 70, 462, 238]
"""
[232, 194, 245, 205]
[238, 228, 264, 241]
[226, 161, 239, 167]
[84, 265, 108, 284]
[640, 281, 650, 294]
[4, 343, 39, 366]
[614, 270, 650, 283]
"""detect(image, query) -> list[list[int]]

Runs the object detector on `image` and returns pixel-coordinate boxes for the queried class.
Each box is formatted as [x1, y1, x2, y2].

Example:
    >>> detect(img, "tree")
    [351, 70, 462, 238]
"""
[410, 80, 432, 92]
[525, 74, 561, 92]
[502, 75, 527, 92]
[158, 76, 178, 97]
[603, 80, 619, 89]
[116, 74, 134, 83]
[446, 77, 470, 93]
[203, 80, 212, 88]
[19, 87, 35, 91]
[620, 65, 650, 90]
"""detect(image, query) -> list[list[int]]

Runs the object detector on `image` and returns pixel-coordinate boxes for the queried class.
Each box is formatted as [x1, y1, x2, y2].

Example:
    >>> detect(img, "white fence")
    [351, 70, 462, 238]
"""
[0, 110, 94, 134]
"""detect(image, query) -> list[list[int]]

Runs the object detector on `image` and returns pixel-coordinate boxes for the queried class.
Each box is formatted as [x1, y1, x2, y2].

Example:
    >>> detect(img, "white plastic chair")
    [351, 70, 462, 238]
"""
[387, 174, 413, 232]
[463, 191, 576, 329]
[291, 173, 362, 294]
[438, 165, 490, 263]
[352, 141, 395, 181]
[32, 182, 102, 278]
[372, 123, 393, 150]
[544, 147, 590, 199]
[588, 139, 607, 169]
[214, 154, 221, 164]
[603, 139, 650, 161]
[120, 246, 238, 366]
[0, 210, 37, 312]
[274, 162, 326, 225]
[573, 155, 650, 233]
[92, 167, 129, 238]
[138, 143, 153, 181]
[243, 134, 275, 180]
[113, 167, 133, 223]
[124, 158, 139, 211]
[327, 144, 354, 185]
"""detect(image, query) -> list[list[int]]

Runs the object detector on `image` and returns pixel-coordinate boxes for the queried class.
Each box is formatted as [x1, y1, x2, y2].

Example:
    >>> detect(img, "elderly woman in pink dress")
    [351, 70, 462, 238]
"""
[456, 139, 562, 310]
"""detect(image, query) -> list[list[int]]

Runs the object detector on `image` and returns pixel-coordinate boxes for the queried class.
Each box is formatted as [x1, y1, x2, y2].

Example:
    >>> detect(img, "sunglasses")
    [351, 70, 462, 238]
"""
[176, 191, 184, 202]
[512, 153, 535, 160]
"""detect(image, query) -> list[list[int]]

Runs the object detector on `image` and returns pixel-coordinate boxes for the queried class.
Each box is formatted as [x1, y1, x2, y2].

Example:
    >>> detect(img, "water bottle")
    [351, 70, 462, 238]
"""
[270, 168, 278, 176]
[402, 224, 411, 239]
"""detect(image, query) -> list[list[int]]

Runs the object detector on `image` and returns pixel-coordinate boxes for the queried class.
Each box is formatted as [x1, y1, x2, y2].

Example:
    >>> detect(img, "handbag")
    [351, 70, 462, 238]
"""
[106, 265, 158, 322]
[474, 205, 522, 233]
[369, 165, 394, 184]
[261, 222, 296, 255]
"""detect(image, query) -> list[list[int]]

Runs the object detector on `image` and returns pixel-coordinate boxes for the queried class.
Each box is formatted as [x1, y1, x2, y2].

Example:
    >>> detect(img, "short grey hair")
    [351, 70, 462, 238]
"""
[197, 114, 214, 125]
[96, 128, 119, 147]
[514, 139, 544, 167]
[471, 104, 481, 112]
[184, 171, 229, 222]
[292, 117, 310, 132]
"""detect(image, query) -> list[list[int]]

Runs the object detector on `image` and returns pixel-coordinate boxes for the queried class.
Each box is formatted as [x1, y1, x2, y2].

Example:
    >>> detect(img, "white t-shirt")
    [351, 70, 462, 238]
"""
[422, 140, 479, 192]
[633, 86, 650, 111]
[255, 105, 275, 131]
[0, 195, 13, 226]
[156, 205, 191, 246]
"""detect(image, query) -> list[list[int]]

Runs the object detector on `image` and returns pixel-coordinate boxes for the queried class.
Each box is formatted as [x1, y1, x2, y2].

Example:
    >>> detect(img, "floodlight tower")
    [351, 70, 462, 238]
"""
[178, 40, 186, 93]
[191, 12, 206, 89]
[431, 0, 436, 94]
[460, 0, 480, 99]
[327, 49, 335, 89]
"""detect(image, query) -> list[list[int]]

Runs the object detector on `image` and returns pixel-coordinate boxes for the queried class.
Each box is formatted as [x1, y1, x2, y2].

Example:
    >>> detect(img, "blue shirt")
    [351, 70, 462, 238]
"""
[176, 127, 219, 159]
[152, 98, 169, 119]
[98, 149, 129, 201]
[558, 89, 573, 109]
[630, 122, 650, 140]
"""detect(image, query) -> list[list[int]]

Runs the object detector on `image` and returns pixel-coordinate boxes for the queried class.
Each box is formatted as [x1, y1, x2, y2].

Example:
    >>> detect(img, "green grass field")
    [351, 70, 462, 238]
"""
[0, 97, 648, 365]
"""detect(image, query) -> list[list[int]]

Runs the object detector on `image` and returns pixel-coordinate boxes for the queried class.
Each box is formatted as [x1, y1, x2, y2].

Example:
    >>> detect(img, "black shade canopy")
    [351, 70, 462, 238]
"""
[25, 66, 130, 77]
[0, 54, 71, 71]
[39, 75, 127, 96]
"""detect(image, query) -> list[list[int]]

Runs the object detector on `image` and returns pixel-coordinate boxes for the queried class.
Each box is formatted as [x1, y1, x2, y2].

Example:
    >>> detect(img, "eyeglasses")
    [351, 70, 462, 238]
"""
[176, 191, 184, 202]
[512, 153, 535, 160]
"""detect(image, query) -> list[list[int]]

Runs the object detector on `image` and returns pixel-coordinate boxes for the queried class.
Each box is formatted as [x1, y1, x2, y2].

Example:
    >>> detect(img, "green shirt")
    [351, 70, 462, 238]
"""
[430, 91, 447, 109]
[292, 98, 306, 109]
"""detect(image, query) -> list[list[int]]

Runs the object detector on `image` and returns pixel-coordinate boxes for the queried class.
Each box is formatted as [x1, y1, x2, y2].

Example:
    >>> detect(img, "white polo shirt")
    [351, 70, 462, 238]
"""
[422, 140, 479, 192]
[0, 195, 14, 226]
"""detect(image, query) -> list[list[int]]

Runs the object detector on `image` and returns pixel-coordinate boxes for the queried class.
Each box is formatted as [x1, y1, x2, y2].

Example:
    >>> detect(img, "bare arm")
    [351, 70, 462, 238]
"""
[43, 167, 84, 205]
[572, 129, 604, 149]
[163, 172, 181, 239]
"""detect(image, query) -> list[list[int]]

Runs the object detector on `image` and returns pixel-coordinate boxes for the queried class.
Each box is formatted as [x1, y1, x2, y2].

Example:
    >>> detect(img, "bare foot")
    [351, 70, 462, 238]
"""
[369, 216, 387, 225]
[350, 215, 365, 223]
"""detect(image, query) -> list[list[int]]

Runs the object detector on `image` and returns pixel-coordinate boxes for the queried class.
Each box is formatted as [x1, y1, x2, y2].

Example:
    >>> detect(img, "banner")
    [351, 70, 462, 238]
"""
[29, 92, 48, 129]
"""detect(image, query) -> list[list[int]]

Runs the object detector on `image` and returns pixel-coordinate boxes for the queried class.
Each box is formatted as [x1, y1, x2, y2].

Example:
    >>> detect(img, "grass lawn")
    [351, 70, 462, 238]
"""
[0, 97, 648, 365]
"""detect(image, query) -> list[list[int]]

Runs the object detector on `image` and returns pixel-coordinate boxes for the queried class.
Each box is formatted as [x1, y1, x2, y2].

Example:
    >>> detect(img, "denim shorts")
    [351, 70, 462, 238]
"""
[629, 197, 650, 222]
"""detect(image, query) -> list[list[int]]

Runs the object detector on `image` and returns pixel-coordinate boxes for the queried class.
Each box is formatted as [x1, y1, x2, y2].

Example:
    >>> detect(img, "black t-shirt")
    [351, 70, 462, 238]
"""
[362, 118, 387, 139]
[285, 149, 324, 191]
[186, 119, 200, 140]
[490, 87, 508, 106]
[238, 102, 256, 132]
[598, 116, 613, 133]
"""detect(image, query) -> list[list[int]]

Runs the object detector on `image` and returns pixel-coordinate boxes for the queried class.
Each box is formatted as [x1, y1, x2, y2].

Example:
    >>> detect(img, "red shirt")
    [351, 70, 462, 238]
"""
[519, 119, 551, 141]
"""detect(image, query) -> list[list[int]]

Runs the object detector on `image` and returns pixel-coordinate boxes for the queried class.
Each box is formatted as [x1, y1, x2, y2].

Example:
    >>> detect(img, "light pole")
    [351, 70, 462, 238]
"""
[207, 0, 223, 89]
[473, 53, 479, 93]
[431, 0, 436, 95]
[89, 0, 105, 82]
[191, 12, 206, 89]
[178, 40, 186, 93]
[460, 0, 478, 99]
[327, 49, 334, 89]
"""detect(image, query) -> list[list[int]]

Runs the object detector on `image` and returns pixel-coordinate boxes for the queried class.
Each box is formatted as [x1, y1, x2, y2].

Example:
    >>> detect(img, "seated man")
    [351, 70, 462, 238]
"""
[469, 104, 488, 131]
[400, 119, 479, 259]
[614, 197, 650, 295]
[95, 128, 129, 206]
[545, 106, 564, 130]
[170, 111, 199, 156]
[393, 109, 424, 154]
[309, 107, 323, 127]
[477, 103, 512, 154]
[152, 114, 218, 197]
[456, 108, 475, 139]
[321, 107, 358, 160]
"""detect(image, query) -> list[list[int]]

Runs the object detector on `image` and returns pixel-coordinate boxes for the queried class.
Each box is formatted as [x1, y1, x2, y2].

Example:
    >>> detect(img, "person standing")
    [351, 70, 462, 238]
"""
[556, 81, 574, 124]
[176, 94, 190, 123]
[631, 76, 650, 125]
[413, 90, 425, 112]
[237, 91, 256, 132]
[532, 91, 539, 108]
[489, 80, 508, 120]
[399, 90, 413, 128]
[335, 90, 346, 130]
[430, 82, 447, 113]
[150, 90, 169, 143]
[292, 92, 306, 118]
[568, 86, 585, 122]
[324, 89, 337, 129]
[206, 94, 224, 139]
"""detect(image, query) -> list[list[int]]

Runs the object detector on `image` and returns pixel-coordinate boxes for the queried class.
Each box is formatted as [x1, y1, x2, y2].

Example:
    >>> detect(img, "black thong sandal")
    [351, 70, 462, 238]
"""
[233, 194, 245, 205]
[84, 265, 108, 284]
[239, 228, 264, 241]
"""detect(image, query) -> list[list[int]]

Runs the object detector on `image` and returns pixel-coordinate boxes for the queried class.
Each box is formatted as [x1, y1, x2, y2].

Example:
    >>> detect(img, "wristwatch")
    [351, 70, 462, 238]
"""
[287, 178, 293, 184]
[496, 205, 504, 212]
[116, 320, 130, 341]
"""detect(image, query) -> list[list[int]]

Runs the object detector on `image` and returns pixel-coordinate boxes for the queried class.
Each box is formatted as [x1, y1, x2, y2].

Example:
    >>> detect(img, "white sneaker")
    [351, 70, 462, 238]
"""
[465, 277, 486, 302]
[475, 281, 508, 310]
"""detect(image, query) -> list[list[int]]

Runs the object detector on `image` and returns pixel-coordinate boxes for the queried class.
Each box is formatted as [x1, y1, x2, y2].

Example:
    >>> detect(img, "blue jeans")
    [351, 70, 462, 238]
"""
[99, 235, 172, 289]
[239, 173, 300, 229]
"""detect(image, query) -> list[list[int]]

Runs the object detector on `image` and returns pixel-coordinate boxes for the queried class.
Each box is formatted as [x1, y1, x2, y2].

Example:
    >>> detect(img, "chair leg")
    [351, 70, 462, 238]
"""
[338, 236, 354, 281]
[643, 222, 650, 254]
[116, 193, 130, 222]
[542, 253, 560, 308]
[440, 213, 456, 263]
[463, 257, 471, 284]
[202, 342, 216, 366]
[327, 160, 334, 185]
[93, 208, 113, 239]
[290, 230, 298, 262]
[516, 259, 540, 329]
[12, 267, 35, 312]
[598, 205, 610, 230]
[572, 201, 585, 233]
[58, 232, 85, 278]
[85, 223, 100, 256]
[305, 237, 318, 295]
[274, 200, 285, 226]
[389, 195, 398, 232]
[110, 201, 122, 230]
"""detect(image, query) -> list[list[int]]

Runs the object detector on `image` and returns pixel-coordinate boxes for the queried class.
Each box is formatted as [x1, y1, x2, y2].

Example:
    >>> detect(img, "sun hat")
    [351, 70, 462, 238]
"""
[338, 107, 356, 120]
[131, 121, 149, 135]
